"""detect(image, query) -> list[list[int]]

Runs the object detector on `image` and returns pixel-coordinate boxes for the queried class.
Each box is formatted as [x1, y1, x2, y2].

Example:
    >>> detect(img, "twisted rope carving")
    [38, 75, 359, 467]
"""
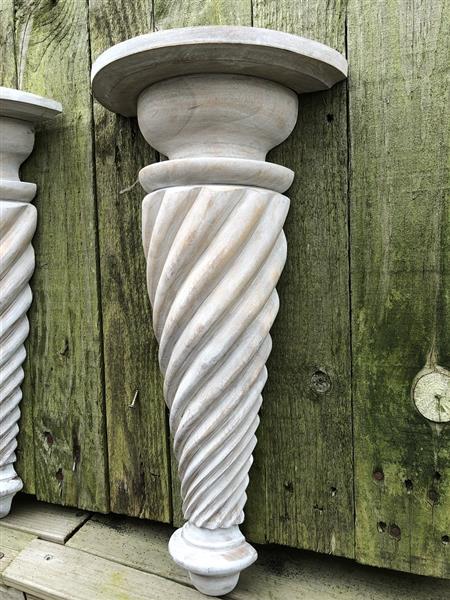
[0, 200, 36, 496]
[143, 186, 289, 529]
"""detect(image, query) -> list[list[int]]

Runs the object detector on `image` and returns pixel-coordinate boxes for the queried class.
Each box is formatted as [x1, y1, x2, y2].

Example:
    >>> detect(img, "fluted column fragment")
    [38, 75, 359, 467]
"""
[0, 87, 61, 517]
[91, 26, 347, 596]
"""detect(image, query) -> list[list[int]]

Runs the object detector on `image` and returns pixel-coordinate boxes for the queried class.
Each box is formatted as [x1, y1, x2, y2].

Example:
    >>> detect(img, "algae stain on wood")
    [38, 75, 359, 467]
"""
[348, 0, 450, 578]
[12, 0, 109, 511]
[88, 0, 172, 522]
[3, 0, 449, 579]
[0, 0, 17, 88]
[250, 0, 354, 557]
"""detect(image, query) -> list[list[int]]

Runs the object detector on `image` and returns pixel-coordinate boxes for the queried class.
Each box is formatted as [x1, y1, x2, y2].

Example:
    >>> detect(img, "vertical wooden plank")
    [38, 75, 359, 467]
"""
[152, 0, 253, 527]
[0, 0, 37, 495]
[349, 0, 450, 577]
[13, 0, 109, 512]
[88, 0, 172, 521]
[249, 1, 354, 556]
[0, 0, 17, 87]
[154, 0, 252, 29]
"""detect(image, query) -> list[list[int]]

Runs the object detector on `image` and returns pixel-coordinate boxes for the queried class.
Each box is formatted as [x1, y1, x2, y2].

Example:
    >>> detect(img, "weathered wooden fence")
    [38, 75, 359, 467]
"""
[1, 0, 448, 578]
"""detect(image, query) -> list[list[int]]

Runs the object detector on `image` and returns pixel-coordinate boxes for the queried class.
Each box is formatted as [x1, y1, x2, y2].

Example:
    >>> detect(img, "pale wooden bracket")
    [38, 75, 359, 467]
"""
[0, 87, 61, 518]
[91, 26, 347, 596]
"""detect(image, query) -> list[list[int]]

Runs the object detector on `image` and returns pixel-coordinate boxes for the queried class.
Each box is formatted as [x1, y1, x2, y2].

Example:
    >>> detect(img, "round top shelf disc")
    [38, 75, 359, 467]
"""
[0, 86, 62, 122]
[91, 26, 348, 117]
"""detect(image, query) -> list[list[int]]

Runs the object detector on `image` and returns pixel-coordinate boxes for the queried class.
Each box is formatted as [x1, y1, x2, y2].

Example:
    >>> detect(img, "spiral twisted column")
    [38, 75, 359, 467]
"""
[145, 183, 288, 521]
[91, 26, 347, 596]
[142, 183, 289, 593]
[0, 88, 61, 518]
[0, 194, 36, 518]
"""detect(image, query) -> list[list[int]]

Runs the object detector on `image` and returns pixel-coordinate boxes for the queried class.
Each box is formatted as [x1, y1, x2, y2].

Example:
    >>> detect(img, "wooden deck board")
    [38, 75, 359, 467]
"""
[0, 527, 36, 579]
[0, 585, 25, 600]
[0, 496, 89, 544]
[0, 527, 35, 600]
[68, 514, 450, 600]
[3, 539, 204, 600]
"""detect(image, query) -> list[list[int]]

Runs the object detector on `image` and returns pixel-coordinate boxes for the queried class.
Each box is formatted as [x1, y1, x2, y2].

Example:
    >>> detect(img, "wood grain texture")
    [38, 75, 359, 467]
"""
[0, 526, 35, 582]
[3, 538, 206, 600]
[13, 0, 108, 511]
[88, 0, 172, 522]
[67, 513, 450, 600]
[153, 0, 252, 29]
[249, 0, 354, 556]
[152, 0, 253, 530]
[0, 495, 89, 543]
[0, 528, 32, 600]
[348, 0, 450, 577]
[0, 0, 17, 88]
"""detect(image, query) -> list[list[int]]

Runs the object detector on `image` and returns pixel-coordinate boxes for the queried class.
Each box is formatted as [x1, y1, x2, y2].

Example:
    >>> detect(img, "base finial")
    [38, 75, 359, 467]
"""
[169, 523, 257, 596]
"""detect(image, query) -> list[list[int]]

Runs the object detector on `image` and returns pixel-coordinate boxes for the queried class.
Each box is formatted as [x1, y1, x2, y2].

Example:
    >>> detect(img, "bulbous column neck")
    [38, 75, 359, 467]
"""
[0, 117, 35, 181]
[0, 87, 62, 202]
[137, 73, 298, 193]
[91, 26, 346, 197]
[137, 74, 298, 162]
[0, 117, 37, 203]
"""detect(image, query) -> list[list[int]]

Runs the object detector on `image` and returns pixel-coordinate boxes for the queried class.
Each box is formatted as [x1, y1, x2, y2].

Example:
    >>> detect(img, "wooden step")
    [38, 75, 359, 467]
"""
[0, 496, 89, 544]
[0, 526, 36, 600]
[2, 538, 204, 600]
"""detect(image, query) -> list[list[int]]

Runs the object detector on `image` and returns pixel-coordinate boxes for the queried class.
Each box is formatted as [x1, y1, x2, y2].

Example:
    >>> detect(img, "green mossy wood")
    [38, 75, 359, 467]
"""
[4, 0, 109, 512]
[1, 0, 448, 578]
[88, 0, 171, 523]
[348, 0, 450, 578]
[249, 0, 353, 557]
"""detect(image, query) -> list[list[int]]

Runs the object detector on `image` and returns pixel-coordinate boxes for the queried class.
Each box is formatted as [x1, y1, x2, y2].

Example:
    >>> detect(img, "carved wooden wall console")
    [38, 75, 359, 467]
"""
[0, 87, 61, 518]
[92, 26, 347, 596]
